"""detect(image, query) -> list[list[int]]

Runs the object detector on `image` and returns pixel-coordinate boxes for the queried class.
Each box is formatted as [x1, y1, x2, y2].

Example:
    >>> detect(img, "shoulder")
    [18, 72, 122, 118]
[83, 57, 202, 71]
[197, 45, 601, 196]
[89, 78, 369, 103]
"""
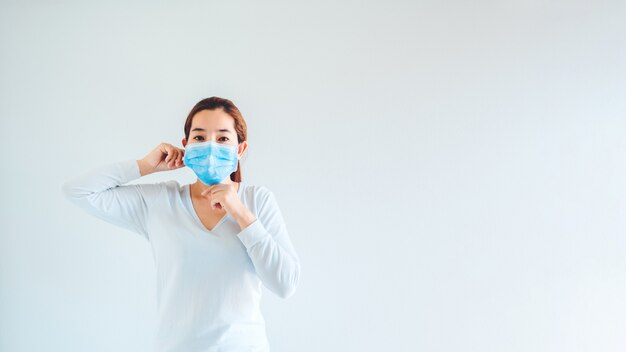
[242, 183, 275, 201]
[240, 183, 280, 214]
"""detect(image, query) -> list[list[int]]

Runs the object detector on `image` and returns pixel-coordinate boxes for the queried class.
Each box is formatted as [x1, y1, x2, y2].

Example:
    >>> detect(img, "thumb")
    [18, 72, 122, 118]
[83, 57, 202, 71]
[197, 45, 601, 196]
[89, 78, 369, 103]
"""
[201, 186, 214, 197]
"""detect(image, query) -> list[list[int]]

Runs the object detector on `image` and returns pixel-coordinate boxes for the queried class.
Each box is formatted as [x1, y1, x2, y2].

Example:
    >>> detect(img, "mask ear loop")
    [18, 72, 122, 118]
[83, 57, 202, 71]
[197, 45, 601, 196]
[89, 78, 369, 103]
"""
[235, 142, 242, 160]
[236, 142, 248, 164]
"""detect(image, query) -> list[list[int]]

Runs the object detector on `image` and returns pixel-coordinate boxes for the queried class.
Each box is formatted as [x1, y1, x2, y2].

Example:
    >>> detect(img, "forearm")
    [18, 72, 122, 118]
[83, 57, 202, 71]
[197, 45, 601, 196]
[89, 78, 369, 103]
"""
[231, 205, 257, 231]
[234, 190, 301, 299]
[61, 159, 151, 237]
[236, 220, 300, 299]
[63, 159, 142, 198]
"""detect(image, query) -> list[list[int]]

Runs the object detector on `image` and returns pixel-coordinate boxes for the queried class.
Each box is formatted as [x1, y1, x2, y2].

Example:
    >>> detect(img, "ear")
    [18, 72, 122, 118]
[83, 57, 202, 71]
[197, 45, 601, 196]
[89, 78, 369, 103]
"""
[238, 141, 248, 159]
[181, 137, 187, 148]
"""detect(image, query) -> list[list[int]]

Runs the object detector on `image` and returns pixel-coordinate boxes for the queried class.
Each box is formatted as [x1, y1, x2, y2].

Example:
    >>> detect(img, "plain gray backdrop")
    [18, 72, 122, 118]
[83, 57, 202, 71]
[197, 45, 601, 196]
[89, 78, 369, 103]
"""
[1, 1, 626, 351]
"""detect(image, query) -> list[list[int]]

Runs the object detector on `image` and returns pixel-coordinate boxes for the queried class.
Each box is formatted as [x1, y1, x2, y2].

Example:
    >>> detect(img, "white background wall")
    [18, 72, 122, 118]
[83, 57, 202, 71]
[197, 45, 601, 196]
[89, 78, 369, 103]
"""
[1, 1, 626, 351]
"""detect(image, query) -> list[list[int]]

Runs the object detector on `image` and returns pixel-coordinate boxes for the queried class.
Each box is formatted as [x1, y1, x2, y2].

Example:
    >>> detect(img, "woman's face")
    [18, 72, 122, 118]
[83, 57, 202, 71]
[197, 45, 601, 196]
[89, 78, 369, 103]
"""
[181, 108, 246, 158]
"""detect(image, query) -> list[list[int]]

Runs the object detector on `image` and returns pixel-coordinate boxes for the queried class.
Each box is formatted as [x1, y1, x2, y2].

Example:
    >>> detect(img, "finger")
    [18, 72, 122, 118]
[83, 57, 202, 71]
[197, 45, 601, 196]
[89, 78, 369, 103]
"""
[177, 149, 184, 167]
[171, 149, 180, 168]
[159, 143, 170, 158]
[171, 148, 180, 168]
[166, 149, 174, 167]
[201, 186, 215, 197]
[164, 145, 173, 164]
[172, 149, 180, 168]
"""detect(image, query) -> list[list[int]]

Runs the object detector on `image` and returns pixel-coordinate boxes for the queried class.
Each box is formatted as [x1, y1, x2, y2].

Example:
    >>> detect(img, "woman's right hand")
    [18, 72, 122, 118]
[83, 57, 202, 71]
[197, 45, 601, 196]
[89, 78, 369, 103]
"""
[137, 143, 186, 176]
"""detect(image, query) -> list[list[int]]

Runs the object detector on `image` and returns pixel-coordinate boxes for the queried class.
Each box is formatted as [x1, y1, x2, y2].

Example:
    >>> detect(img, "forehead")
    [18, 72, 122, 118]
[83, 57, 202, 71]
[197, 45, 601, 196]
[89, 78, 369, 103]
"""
[191, 109, 235, 131]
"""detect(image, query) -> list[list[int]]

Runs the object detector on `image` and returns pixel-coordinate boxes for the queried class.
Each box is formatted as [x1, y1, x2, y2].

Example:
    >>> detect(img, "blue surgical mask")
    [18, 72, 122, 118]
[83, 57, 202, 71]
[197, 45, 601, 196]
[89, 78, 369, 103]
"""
[183, 141, 239, 185]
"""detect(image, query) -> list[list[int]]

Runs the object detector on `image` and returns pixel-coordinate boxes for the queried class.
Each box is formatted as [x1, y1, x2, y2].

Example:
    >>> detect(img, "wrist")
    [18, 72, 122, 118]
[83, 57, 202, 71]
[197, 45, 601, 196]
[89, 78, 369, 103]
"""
[136, 159, 153, 176]
[231, 205, 257, 230]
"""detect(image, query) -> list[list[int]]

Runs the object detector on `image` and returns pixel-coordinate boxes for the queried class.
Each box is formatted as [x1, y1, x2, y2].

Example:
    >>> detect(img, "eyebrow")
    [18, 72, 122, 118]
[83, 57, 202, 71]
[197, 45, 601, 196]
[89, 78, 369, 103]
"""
[191, 127, 233, 134]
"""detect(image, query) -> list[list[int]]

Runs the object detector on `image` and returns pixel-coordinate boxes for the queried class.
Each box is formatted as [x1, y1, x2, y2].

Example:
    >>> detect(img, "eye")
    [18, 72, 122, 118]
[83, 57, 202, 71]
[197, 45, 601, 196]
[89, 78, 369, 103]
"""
[193, 136, 204, 141]
[218, 136, 229, 142]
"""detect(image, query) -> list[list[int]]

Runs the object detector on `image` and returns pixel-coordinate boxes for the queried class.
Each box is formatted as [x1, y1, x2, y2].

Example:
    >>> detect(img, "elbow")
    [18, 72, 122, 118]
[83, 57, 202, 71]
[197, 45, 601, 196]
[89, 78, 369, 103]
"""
[276, 262, 300, 300]
[61, 180, 87, 202]
[278, 284, 297, 300]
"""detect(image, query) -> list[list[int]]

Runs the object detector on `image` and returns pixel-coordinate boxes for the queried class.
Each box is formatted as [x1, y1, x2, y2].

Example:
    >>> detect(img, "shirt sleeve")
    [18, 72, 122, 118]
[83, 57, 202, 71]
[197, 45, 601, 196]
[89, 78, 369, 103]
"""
[60, 159, 153, 240]
[236, 189, 301, 299]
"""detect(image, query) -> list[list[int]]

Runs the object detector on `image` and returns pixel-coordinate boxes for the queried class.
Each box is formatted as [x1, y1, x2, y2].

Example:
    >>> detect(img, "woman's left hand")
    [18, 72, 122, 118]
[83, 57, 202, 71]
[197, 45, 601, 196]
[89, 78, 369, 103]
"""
[201, 183, 243, 214]
[202, 183, 257, 230]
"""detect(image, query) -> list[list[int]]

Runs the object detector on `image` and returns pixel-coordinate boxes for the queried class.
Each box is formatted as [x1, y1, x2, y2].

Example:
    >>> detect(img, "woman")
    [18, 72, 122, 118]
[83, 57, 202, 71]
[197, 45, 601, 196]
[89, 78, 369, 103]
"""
[61, 96, 301, 352]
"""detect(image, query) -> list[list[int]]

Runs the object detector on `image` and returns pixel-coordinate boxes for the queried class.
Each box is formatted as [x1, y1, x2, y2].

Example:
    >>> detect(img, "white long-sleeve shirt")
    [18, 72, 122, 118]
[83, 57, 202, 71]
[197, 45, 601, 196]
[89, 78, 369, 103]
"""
[61, 159, 301, 352]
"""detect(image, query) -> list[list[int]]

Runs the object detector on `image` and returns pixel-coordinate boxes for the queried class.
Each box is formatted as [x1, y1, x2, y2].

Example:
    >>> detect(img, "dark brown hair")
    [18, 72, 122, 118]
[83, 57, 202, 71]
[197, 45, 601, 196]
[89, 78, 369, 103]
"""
[184, 96, 248, 182]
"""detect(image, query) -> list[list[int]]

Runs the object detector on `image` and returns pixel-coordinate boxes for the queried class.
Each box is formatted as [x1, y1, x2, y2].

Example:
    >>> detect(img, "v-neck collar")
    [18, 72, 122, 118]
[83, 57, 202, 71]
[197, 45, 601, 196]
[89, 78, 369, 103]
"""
[184, 182, 244, 233]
